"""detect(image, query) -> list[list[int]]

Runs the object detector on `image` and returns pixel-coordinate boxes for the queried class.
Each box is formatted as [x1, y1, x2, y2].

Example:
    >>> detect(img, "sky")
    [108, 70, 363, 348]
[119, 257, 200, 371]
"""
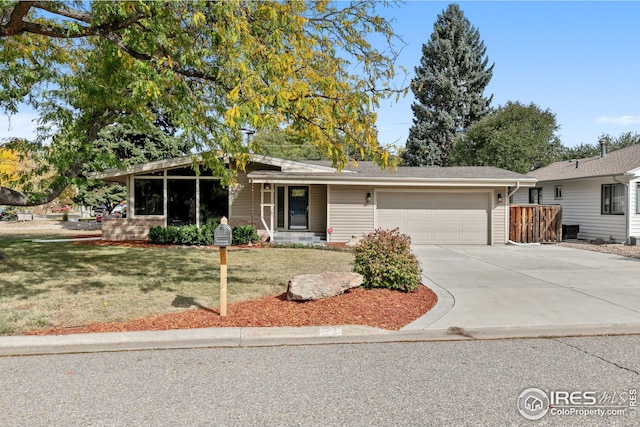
[2, 1, 640, 152]
[374, 1, 640, 152]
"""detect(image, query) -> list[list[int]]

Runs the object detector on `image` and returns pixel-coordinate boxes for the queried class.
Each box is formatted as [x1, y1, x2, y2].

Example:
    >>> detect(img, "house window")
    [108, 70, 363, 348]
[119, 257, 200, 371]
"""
[636, 184, 640, 214]
[601, 183, 625, 215]
[529, 188, 542, 204]
[277, 186, 285, 228]
[554, 185, 563, 200]
[134, 179, 164, 215]
[200, 180, 228, 224]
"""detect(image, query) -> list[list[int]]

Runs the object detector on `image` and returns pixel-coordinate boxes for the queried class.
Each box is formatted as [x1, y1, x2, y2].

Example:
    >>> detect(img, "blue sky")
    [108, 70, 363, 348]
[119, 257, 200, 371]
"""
[2, 1, 640, 152]
[375, 1, 640, 151]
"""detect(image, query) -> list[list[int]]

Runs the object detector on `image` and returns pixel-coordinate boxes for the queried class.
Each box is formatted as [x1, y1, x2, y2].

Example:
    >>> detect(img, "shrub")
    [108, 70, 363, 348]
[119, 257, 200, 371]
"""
[353, 228, 422, 292]
[177, 225, 199, 245]
[148, 221, 248, 246]
[148, 226, 164, 243]
[232, 224, 259, 245]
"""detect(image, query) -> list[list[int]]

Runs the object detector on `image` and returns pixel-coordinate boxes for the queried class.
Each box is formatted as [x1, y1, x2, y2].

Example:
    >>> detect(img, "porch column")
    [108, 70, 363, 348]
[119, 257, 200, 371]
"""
[260, 183, 274, 241]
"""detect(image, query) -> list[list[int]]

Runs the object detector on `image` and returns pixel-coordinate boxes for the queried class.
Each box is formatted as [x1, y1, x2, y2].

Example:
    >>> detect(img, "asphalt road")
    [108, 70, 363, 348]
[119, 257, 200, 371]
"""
[1, 336, 639, 426]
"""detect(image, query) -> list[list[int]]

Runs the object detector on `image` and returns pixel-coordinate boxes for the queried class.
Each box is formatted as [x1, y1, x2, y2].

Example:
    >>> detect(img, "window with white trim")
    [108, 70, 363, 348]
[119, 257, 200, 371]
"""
[636, 184, 640, 214]
[601, 183, 625, 215]
[554, 185, 563, 200]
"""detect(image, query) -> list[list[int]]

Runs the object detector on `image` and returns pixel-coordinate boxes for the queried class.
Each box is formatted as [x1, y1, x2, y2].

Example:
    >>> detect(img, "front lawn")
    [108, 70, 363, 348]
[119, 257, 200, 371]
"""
[0, 238, 353, 335]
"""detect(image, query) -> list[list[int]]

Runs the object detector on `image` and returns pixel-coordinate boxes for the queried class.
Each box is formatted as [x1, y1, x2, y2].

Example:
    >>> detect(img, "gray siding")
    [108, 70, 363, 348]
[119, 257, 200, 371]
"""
[511, 187, 533, 205]
[309, 184, 327, 233]
[630, 177, 640, 238]
[231, 180, 327, 235]
[229, 171, 262, 230]
[515, 179, 627, 241]
[328, 185, 375, 242]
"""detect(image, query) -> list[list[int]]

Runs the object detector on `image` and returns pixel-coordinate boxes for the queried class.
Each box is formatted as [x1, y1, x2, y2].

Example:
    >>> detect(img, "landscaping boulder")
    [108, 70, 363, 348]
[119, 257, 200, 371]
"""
[286, 272, 363, 301]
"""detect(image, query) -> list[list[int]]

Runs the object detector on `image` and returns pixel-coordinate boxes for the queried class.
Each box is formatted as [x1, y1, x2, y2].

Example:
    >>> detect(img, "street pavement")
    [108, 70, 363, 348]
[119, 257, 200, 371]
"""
[1, 335, 638, 426]
[1, 245, 640, 356]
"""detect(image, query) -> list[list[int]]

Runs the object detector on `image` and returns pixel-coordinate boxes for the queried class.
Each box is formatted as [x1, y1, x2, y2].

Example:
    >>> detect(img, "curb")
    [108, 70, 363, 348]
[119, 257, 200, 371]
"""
[0, 325, 467, 357]
[2, 323, 640, 357]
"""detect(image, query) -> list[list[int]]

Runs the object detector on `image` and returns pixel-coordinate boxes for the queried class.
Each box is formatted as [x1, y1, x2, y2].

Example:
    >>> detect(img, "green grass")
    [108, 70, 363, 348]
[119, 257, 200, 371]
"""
[0, 237, 353, 335]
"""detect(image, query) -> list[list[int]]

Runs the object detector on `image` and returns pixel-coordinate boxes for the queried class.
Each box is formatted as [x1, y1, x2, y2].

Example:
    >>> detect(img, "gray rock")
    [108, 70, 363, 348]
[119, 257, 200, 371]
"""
[286, 272, 363, 301]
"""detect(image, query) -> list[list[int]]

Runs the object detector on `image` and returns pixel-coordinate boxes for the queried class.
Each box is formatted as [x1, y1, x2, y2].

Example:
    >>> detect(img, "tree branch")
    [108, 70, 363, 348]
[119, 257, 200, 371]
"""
[0, 1, 34, 37]
[1, 2, 148, 39]
[32, 1, 92, 23]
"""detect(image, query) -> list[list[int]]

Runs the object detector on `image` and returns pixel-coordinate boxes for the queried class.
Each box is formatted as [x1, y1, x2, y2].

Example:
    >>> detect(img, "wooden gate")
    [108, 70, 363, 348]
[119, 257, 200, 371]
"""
[509, 205, 563, 243]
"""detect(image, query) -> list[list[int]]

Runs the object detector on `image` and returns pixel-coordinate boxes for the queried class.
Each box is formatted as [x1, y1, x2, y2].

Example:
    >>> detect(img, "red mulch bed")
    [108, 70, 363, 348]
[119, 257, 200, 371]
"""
[28, 287, 437, 336]
[30, 238, 437, 335]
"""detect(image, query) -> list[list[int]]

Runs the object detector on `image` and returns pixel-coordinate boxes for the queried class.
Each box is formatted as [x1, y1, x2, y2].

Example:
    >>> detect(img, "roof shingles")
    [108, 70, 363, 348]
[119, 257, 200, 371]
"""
[297, 161, 530, 180]
[527, 144, 640, 181]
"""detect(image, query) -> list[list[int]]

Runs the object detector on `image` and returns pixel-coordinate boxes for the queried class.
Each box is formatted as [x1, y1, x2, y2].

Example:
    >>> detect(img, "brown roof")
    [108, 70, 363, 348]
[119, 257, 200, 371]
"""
[298, 161, 531, 180]
[528, 144, 640, 182]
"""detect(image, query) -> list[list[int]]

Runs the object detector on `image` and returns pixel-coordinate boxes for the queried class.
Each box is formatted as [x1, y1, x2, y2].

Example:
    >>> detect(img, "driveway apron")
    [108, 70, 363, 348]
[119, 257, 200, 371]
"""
[406, 245, 640, 330]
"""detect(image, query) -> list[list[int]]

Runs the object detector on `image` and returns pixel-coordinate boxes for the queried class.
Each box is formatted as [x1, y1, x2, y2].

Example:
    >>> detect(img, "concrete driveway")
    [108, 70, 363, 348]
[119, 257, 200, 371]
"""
[406, 245, 640, 333]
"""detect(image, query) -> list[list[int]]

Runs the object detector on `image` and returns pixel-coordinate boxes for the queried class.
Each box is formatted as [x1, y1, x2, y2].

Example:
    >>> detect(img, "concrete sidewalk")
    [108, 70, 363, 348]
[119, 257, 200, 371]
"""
[2, 245, 640, 356]
[405, 245, 640, 332]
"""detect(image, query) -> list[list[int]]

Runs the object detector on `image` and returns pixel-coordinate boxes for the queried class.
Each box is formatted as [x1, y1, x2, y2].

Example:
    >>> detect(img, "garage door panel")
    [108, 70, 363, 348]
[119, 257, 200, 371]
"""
[377, 192, 489, 245]
[377, 193, 405, 209]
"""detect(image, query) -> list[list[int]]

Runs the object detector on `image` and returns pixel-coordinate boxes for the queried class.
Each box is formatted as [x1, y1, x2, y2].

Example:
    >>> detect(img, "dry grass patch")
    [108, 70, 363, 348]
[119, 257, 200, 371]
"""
[0, 237, 353, 335]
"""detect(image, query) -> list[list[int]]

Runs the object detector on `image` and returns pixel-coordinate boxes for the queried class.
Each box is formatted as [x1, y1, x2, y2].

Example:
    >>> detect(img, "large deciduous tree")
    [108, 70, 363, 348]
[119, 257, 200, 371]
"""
[402, 3, 493, 166]
[450, 101, 563, 174]
[561, 132, 640, 160]
[0, 0, 402, 206]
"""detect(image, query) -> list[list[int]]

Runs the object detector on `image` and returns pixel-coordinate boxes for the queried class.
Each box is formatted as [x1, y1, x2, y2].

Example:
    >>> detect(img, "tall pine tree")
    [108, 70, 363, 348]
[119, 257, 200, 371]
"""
[403, 4, 493, 166]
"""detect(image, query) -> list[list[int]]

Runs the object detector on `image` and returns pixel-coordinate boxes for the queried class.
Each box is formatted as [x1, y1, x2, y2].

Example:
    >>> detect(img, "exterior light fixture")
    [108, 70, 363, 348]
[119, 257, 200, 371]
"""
[497, 193, 503, 203]
[263, 183, 272, 190]
[366, 192, 372, 203]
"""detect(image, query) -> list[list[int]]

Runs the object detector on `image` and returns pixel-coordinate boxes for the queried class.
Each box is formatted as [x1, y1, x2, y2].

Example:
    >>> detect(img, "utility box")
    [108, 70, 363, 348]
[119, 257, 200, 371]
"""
[562, 224, 580, 240]
[627, 236, 638, 246]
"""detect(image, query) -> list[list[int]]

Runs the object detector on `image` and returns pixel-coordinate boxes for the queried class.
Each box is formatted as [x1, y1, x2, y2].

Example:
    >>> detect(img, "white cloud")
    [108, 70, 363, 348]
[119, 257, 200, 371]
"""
[596, 115, 640, 125]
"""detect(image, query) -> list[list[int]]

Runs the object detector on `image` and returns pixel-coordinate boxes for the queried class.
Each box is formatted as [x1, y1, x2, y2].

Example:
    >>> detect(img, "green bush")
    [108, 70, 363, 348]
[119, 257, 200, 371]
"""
[148, 226, 164, 243]
[232, 224, 259, 245]
[353, 228, 422, 292]
[147, 222, 257, 246]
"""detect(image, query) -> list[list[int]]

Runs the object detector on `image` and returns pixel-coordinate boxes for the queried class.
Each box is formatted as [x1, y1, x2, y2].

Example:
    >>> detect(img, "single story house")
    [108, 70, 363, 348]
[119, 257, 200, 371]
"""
[92, 154, 536, 245]
[511, 143, 640, 243]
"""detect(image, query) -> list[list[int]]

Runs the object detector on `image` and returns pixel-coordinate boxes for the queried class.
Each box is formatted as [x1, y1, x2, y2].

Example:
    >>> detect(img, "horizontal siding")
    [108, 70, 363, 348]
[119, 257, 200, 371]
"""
[328, 185, 374, 242]
[630, 178, 640, 238]
[510, 188, 531, 205]
[493, 188, 507, 244]
[309, 184, 327, 234]
[517, 179, 626, 241]
[550, 179, 625, 241]
[229, 171, 262, 231]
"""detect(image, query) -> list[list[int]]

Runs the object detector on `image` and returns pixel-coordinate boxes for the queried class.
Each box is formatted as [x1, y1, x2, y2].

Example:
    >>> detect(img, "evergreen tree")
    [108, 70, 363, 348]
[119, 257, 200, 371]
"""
[403, 4, 493, 166]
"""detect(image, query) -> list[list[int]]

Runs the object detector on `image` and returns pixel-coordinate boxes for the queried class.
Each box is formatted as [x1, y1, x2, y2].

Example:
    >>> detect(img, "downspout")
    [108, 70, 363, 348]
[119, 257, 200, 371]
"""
[613, 174, 630, 243]
[507, 181, 521, 199]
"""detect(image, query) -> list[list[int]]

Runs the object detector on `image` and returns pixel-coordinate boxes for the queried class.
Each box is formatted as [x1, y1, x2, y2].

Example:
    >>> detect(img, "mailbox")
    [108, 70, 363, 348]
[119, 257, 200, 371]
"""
[214, 223, 233, 247]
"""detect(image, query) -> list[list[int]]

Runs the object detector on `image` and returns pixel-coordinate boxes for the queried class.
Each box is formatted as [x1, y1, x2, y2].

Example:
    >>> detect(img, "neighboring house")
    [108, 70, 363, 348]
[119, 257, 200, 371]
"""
[511, 143, 640, 242]
[92, 154, 535, 244]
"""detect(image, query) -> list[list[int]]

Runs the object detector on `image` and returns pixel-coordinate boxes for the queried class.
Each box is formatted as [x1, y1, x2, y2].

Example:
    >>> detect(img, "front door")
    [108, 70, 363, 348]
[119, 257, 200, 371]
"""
[288, 186, 308, 229]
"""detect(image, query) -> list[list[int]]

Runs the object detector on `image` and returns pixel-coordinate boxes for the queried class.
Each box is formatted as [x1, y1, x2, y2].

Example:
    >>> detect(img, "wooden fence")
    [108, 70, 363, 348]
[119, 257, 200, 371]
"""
[509, 205, 563, 243]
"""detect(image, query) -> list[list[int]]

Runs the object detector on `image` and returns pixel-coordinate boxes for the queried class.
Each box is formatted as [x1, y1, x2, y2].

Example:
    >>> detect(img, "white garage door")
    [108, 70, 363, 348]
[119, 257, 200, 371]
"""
[376, 192, 489, 245]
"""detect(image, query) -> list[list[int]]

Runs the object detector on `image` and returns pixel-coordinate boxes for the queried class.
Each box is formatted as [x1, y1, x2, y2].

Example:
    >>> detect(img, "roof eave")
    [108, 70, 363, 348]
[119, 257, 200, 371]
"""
[247, 172, 537, 187]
